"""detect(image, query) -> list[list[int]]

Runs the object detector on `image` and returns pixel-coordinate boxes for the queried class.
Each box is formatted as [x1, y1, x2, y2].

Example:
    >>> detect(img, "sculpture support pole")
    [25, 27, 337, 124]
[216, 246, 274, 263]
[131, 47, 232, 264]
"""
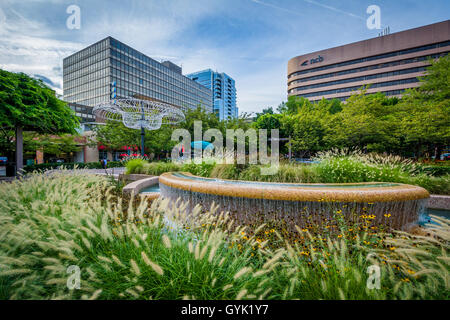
[141, 127, 145, 157]
[141, 106, 145, 157]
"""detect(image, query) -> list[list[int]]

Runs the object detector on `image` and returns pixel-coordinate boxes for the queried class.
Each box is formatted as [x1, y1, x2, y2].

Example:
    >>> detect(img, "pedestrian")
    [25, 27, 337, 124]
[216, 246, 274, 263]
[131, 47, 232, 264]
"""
[104, 158, 108, 169]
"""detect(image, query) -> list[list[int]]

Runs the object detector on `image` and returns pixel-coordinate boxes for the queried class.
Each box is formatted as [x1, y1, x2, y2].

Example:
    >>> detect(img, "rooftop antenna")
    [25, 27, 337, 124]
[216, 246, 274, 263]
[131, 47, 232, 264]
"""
[378, 26, 390, 37]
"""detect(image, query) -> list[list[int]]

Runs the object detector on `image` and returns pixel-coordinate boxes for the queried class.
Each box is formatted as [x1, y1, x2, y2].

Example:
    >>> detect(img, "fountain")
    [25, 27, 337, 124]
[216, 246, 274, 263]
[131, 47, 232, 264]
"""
[159, 172, 430, 231]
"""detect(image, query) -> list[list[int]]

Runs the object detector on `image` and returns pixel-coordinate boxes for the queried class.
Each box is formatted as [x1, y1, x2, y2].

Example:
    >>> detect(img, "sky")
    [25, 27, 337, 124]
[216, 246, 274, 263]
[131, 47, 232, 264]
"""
[0, 0, 449, 115]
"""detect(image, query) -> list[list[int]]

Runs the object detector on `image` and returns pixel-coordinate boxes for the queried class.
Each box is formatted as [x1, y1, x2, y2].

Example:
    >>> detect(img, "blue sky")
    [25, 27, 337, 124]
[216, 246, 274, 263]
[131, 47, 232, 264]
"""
[0, 0, 449, 115]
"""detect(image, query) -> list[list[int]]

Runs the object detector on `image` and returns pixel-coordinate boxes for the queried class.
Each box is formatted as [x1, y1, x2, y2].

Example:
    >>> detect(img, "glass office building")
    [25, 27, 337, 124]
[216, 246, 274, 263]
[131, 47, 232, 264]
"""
[63, 37, 212, 113]
[186, 69, 237, 120]
[288, 20, 450, 102]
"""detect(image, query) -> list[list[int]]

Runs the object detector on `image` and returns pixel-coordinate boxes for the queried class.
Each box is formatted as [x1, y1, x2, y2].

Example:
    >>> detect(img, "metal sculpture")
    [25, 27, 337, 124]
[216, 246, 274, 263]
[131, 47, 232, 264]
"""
[93, 98, 185, 156]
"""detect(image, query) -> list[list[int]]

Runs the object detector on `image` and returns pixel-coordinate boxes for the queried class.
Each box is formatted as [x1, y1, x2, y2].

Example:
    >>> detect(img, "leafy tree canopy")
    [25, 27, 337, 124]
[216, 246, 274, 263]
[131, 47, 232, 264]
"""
[0, 69, 79, 134]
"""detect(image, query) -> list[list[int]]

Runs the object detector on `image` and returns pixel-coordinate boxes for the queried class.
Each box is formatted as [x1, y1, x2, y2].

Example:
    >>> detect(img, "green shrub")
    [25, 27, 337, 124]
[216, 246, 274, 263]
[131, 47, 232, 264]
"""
[238, 163, 319, 183]
[125, 158, 147, 174]
[314, 157, 407, 183]
[140, 162, 181, 176]
[418, 165, 450, 177]
[181, 161, 216, 177]
[210, 163, 248, 180]
[22, 161, 122, 173]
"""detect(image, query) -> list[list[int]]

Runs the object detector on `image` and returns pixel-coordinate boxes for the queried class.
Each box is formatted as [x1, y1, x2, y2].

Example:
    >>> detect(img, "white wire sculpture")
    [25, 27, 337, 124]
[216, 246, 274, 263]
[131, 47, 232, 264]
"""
[93, 98, 185, 130]
[93, 98, 185, 156]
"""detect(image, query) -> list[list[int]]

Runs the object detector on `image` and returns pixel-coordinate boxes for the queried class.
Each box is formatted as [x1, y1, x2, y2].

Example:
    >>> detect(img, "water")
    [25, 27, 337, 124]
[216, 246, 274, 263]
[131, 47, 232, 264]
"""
[139, 183, 160, 193]
[160, 182, 428, 232]
[419, 208, 450, 226]
[171, 172, 400, 188]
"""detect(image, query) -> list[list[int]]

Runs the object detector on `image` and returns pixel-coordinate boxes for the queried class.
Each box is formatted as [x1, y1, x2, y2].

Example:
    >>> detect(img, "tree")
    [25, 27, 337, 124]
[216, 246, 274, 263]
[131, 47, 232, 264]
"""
[24, 133, 81, 161]
[255, 107, 274, 121]
[0, 69, 79, 172]
[398, 55, 450, 159]
[327, 89, 402, 153]
[92, 121, 176, 159]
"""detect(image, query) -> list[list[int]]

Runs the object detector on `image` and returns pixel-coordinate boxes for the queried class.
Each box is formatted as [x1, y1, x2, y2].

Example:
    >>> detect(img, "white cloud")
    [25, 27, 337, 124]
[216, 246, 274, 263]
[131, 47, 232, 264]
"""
[0, 4, 83, 93]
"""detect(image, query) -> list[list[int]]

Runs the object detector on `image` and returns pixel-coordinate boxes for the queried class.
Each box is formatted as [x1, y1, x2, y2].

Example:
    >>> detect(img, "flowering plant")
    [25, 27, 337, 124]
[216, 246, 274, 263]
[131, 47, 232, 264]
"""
[119, 153, 149, 164]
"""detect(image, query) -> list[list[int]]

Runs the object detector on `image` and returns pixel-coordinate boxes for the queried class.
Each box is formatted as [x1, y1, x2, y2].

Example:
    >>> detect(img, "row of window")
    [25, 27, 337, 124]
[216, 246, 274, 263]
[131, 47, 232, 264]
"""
[290, 66, 427, 92]
[64, 49, 109, 75]
[64, 38, 109, 67]
[74, 95, 114, 108]
[110, 59, 210, 102]
[110, 47, 210, 96]
[64, 73, 109, 96]
[295, 78, 419, 98]
[110, 68, 210, 109]
[67, 89, 109, 103]
[288, 41, 450, 78]
[288, 52, 447, 85]
[64, 57, 109, 85]
[308, 88, 408, 102]
[112, 77, 206, 110]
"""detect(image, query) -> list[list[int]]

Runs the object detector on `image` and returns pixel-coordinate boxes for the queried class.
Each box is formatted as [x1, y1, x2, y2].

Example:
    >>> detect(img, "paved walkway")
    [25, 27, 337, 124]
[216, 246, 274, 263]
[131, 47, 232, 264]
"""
[49, 167, 126, 178]
[0, 167, 127, 182]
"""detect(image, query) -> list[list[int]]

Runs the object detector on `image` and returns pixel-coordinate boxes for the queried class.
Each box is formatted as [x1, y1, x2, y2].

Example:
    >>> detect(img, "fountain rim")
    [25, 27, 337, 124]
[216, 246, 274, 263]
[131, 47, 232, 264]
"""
[159, 172, 430, 203]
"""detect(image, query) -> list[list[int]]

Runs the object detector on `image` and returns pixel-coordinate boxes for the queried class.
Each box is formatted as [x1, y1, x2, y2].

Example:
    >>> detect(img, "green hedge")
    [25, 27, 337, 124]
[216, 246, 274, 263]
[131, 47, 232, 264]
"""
[419, 165, 450, 177]
[22, 161, 123, 173]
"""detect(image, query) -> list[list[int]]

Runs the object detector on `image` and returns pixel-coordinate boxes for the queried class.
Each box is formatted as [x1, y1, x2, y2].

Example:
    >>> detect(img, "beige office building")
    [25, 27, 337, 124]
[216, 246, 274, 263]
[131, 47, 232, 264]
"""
[287, 20, 450, 102]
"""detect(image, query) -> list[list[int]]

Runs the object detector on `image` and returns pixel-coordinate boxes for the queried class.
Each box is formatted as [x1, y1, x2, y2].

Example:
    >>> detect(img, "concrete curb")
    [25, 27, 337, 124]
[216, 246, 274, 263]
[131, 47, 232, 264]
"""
[427, 195, 450, 210]
[119, 173, 153, 182]
[123, 176, 159, 196]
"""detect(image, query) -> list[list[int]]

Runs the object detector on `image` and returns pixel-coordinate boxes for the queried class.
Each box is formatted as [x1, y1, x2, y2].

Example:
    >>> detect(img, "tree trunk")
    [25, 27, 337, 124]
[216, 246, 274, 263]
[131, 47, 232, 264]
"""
[15, 126, 23, 175]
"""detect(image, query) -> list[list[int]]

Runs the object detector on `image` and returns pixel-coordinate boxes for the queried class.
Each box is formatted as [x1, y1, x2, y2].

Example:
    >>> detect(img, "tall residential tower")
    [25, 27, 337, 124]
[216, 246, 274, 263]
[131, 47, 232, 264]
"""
[186, 69, 237, 120]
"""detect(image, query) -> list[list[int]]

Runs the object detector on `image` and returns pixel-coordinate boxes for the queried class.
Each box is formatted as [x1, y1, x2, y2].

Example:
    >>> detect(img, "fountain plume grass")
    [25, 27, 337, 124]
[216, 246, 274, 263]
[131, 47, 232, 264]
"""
[0, 171, 448, 299]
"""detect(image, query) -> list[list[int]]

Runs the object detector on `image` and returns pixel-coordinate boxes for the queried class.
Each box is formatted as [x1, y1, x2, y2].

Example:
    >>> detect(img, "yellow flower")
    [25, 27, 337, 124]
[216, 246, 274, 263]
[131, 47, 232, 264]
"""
[390, 247, 396, 251]
[384, 213, 391, 218]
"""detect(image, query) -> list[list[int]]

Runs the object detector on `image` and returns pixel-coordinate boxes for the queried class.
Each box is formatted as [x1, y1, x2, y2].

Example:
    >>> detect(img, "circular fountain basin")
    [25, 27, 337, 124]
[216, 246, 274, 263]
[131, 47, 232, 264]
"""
[159, 172, 430, 231]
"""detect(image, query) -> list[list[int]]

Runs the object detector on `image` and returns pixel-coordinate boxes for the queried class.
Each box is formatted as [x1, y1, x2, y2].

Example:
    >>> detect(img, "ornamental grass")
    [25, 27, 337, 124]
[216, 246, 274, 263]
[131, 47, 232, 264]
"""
[0, 171, 448, 299]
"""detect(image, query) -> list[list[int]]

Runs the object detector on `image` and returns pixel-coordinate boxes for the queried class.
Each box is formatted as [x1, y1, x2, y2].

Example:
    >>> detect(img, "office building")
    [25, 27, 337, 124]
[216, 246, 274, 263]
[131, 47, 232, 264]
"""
[288, 20, 450, 102]
[63, 37, 212, 112]
[186, 69, 238, 120]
